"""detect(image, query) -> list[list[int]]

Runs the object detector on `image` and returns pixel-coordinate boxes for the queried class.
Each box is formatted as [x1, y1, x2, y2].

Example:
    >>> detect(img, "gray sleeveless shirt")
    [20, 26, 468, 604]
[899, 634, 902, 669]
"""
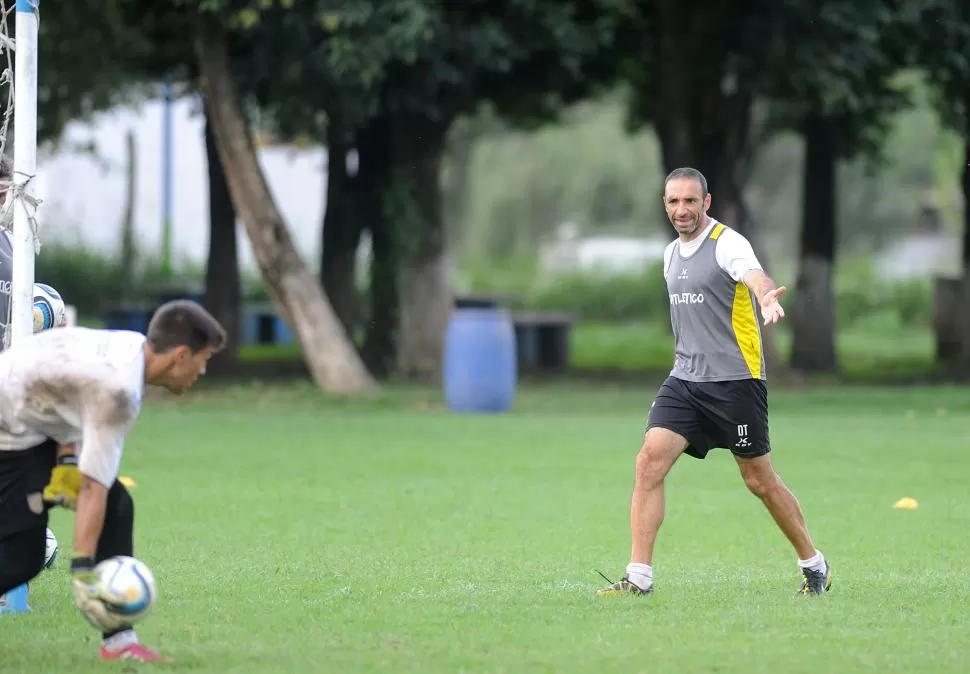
[666, 223, 765, 382]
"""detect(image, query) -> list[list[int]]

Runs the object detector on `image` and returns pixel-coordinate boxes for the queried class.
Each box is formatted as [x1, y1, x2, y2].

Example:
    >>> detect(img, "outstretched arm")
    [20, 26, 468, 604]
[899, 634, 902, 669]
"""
[742, 269, 786, 326]
[715, 229, 787, 327]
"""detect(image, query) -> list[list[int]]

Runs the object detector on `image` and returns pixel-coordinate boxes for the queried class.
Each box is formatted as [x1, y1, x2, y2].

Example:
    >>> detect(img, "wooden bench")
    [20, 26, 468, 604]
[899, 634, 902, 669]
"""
[101, 303, 154, 333]
[101, 300, 294, 347]
[242, 304, 295, 346]
[102, 297, 573, 367]
[511, 311, 574, 372]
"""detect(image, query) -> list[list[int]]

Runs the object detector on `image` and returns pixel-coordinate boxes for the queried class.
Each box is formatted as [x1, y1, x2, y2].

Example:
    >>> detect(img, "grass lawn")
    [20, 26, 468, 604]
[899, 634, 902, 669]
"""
[3, 381, 969, 672]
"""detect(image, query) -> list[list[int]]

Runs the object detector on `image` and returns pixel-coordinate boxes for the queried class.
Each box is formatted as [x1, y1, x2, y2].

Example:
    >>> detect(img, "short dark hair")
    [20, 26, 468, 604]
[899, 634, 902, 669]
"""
[146, 300, 227, 354]
[664, 167, 708, 196]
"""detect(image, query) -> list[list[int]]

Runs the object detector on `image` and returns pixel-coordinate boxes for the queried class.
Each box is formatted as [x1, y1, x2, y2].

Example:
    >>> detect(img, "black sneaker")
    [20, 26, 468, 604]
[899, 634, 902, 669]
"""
[795, 561, 832, 596]
[596, 573, 653, 596]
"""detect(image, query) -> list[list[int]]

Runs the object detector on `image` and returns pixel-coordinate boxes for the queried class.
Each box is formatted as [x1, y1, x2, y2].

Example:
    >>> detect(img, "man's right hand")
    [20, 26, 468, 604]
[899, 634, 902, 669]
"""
[43, 453, 82, 509]
[71, 555, 127, 633]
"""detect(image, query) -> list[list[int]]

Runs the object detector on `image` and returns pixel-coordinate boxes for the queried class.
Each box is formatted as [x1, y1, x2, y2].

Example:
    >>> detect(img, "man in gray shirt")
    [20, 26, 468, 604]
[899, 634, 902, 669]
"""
[598, 167, 831, 598]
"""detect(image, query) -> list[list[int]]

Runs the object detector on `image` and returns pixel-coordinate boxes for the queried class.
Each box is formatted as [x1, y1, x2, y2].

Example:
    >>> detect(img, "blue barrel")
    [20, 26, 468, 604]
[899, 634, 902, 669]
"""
[443, 308, 518, 413]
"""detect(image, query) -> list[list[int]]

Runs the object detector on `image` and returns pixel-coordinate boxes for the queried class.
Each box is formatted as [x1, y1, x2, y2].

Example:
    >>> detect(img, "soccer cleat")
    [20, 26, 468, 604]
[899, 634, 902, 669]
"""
[99, 643, 173, 663]
[0, 584, 30, 614]
[596, 572, 653, 596]
[795, 561, 832, 596]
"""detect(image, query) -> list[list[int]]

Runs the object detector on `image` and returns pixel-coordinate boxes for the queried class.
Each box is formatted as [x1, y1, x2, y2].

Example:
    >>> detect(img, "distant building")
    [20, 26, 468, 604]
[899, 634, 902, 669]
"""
[32, 93, 327, 271]
[874, 204, 961, 280]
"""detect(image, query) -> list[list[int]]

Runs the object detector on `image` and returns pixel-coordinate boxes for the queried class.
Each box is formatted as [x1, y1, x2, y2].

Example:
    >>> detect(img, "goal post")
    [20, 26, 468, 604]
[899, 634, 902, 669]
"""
[8, 0, 39, 346]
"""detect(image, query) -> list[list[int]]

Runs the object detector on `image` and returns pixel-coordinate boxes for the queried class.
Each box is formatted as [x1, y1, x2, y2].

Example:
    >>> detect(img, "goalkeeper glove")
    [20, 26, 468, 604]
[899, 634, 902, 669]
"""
[43, 454, 82, 509]
[71, 555, 126, 633]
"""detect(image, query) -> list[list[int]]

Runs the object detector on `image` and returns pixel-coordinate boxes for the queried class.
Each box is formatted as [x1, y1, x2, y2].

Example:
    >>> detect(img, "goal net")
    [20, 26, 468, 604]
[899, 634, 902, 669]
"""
[0, 0, 41, 349]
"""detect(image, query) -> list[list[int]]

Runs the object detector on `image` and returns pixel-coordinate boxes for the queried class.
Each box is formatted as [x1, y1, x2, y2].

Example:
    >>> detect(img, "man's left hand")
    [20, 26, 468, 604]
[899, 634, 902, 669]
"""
[43, 454, 82, 509]
[759, 286, 787, 326]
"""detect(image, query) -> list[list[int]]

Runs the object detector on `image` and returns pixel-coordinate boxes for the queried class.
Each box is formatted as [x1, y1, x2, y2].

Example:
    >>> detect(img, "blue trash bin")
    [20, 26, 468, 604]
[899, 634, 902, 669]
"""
[443, 307, 517, 414]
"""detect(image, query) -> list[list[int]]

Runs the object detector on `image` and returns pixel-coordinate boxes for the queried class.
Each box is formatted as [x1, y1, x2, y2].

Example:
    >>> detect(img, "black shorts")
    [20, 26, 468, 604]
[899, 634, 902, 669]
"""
[0, 440, 57, 539]
[646, 376, 770, 459]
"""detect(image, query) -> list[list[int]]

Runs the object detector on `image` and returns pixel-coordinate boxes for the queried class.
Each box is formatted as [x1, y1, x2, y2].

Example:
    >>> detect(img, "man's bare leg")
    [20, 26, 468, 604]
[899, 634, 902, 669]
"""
[599, 427, 687, 595]
[736, 453, 832, 595]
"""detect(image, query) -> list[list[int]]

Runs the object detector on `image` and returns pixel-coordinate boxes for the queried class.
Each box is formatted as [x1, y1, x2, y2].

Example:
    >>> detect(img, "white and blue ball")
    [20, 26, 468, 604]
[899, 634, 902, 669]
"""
[33, 283, 66, 333]
[94, 555, 157, 624]
[43, 527, 58, 569]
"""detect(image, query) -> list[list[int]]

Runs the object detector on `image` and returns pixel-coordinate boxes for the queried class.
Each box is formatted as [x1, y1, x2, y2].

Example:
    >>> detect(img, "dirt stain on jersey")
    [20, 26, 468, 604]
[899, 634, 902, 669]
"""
[24, 376, 136, 427]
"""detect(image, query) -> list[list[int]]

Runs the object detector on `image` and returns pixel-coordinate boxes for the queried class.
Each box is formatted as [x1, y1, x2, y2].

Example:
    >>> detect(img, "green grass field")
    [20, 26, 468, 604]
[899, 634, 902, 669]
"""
[4, 381, 970, 673]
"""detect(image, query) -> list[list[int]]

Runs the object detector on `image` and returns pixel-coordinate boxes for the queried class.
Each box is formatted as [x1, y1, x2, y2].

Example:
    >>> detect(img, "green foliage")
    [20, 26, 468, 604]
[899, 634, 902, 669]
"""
[33, 243, 197, 315]
[454, 89, 953, 263]
[458, 96, 667, 260]
[828, 261, 932, 331]
[241, 0, 628, 146]
[459, 253, 932, 330]
[596, 0, 918, 185]
[912, 1, 970, 133]
[33, 0, 160, 145]
[31, 242, 275, 317]
[528, 268, 669, 323]
[759, 0, 915, 161]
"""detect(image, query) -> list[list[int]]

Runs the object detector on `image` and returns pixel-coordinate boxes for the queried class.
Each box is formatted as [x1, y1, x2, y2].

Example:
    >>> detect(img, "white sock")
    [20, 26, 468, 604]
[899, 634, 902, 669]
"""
[625, 562, 653, 590]
[102, 629, 138, 651]
[798, 550, 826, 574]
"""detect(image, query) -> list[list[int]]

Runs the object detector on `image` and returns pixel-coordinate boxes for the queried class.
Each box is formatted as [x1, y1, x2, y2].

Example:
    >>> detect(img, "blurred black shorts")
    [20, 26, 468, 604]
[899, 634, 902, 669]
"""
[0, 440, 56, 539]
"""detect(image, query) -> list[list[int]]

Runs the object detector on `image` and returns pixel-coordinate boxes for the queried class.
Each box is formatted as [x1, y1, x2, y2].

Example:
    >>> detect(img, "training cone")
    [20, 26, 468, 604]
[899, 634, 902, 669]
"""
[893, 496, 918, 510]
[118, 476, 137, 488]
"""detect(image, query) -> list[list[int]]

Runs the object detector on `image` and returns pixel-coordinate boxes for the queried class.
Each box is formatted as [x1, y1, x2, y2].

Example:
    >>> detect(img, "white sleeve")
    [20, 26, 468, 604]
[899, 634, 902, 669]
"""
[77, 388, 139, 487]
[715, 229, 763, 282]
[662, 241, 676, 277]
[78, 426, 125, 488]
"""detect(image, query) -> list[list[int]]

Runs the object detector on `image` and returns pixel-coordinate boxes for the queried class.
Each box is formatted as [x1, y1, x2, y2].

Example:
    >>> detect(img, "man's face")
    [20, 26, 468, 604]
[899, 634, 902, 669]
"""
[663, 177, 710, 237]
[163, 345, 215, 394]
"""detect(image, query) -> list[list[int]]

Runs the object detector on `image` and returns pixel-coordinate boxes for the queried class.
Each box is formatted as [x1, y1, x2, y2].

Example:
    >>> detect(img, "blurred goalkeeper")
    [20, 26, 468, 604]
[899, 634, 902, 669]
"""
[0, 299, 225, 663]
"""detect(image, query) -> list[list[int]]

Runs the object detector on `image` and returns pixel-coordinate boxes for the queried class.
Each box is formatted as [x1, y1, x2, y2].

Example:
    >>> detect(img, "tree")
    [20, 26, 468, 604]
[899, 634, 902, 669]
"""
[194, 7, 376, 394]
[759, 1, 912, 373]
[607, 0, 915, 375]
[248, 0, 625, 379]
[355, 0, 624, 379]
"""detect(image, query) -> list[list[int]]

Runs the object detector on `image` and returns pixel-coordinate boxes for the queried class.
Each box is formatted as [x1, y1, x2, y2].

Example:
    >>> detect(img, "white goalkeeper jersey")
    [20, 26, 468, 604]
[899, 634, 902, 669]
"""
[0, 327, 146, 487]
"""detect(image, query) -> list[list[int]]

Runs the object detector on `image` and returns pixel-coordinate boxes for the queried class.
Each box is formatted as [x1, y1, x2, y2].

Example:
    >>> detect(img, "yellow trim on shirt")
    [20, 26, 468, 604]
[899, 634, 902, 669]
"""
[731, 282, 762, 379]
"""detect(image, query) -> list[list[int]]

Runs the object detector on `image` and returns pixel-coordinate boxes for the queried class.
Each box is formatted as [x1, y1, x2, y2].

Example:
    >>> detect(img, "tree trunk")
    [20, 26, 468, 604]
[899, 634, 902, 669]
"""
[389, 120, 454, 381]
[958, 131, 970, 376]
[202, 103, 241, 376]
[320, 129, 363, 338]
[363, 201, 400, 378]
[357, 116, 399, 378]
[193, 12, 376, 394]
[790, 116, 838, 373]
[653, 0, 753, 233]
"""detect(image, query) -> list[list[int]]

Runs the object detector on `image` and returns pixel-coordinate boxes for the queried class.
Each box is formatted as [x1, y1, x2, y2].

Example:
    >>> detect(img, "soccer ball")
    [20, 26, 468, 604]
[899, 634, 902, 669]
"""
[33, 283, 66, 332]
[94, 556, 157, 624]
[43, 527, 58, 569]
